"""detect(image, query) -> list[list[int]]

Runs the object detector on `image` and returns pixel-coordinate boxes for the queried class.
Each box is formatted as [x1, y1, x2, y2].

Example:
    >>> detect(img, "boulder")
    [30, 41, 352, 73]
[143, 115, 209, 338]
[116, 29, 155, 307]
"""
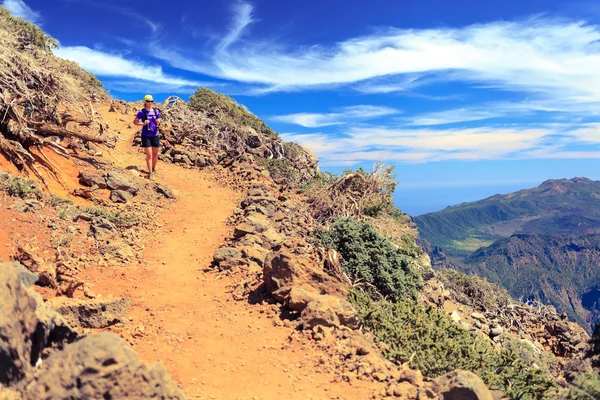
[0, 265, 39, 386]
[105, 172, 139, 195]
[263, 251, 347, 302]
[78, 171, 106, 189]
[0, 263, 75, 387]
[25, 332, 186, 400]
[234, 223, 257, 238]
[261, 227, 285, 247]
[244, 213, 271, 233]
[213, 247, 242, 264]
[46, 297, 132, 329]
[238, 245, 270, 266]
[110, 190, 133, 204]
[433, 370, 494, 400]
[288, 287, 359, 330]
[154, 183, 176, 199]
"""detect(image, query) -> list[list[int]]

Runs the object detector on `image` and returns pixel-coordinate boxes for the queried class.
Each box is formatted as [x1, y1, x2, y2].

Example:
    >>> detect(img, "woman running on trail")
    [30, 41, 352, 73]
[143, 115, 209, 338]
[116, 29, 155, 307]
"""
[133, 94, 162, 179]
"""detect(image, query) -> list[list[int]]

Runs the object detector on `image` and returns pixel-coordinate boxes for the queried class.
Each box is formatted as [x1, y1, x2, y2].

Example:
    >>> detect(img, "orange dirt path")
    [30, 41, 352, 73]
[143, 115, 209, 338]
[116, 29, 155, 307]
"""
[81, 106, 379, 399]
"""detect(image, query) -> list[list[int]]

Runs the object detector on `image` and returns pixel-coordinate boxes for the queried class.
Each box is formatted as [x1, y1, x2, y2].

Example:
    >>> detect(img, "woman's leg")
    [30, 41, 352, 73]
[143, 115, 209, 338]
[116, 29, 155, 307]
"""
[152, 146, 159, 173]
[144, 147, 153, 175]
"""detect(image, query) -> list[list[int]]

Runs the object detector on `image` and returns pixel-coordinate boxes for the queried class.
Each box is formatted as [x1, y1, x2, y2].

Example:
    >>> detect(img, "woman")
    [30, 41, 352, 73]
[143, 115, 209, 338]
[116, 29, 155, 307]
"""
[133, 95, 162, 179]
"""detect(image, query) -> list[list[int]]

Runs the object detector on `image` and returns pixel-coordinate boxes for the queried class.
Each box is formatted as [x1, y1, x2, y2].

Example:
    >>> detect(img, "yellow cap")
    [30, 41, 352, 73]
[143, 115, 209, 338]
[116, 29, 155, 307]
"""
[143, 94, 154, 102]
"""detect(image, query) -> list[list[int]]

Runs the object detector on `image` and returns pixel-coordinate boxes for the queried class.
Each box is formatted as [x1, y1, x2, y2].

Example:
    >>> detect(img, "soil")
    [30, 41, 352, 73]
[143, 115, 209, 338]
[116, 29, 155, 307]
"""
[72, 106, 382, 399]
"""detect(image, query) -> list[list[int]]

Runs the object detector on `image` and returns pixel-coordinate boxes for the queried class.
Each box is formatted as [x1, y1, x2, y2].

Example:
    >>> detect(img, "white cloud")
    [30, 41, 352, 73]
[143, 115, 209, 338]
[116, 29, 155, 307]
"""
[54, 46, 202, 88]
[218, 1, 254, 51]
[2, 0, 41, 23]
[282, 123, 600, 166]
[151, 12, 600, 108]
[272, 105, 400, 128]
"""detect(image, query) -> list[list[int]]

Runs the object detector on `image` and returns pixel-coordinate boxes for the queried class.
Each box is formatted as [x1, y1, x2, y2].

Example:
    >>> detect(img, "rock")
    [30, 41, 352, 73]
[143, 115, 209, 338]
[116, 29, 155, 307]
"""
[241, 195, 278, 208]
[288, 287, 359, 330]
[213, 247, 242, 264]
[78, 171, 106, 189]
[154, 183, 175, 199]
[470, 312, 486, 322]
[394, 381, 418, 398]
[0, 263, 75, 387]
[25, 332, 186, 400]
[8, 262, 39, 288]
[398, 369, 424, 387]
[234, 223, 256, 238]
[105, 172, 139, 195]
[244, 213, 271, 233]
[433, 370, 494, 400]
[263, 251, 347, 302]
[239, 245, 270, 266]
[89, 217, 116, 238]
[0, 265, 39, 386]
[46, 297, 132, 329]
[0, 387, 22, 400]
[110, 190, 133, 203]
[490, 326, 503, 338]
[261, 227, 285, 247]
[450, 311, 461, 323]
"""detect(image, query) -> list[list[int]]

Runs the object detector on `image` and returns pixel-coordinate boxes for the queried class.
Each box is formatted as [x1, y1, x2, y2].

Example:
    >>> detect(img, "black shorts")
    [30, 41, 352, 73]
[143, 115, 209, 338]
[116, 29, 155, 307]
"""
[141, 135, 160, 148]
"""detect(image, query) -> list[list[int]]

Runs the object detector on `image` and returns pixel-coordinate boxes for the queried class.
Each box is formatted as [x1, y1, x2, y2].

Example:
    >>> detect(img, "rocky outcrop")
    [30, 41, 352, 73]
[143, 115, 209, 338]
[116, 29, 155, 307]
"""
[0, 263, 75, 387]
[263, 251, 347, 302]
[0, 263, 183, 398]
[25, 332, 186, 400]
[46, 297, 132, 329]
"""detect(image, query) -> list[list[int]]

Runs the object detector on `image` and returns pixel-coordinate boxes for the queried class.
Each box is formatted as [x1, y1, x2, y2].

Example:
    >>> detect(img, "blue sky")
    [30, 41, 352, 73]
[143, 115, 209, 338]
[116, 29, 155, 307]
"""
[4, 0, 600, 215]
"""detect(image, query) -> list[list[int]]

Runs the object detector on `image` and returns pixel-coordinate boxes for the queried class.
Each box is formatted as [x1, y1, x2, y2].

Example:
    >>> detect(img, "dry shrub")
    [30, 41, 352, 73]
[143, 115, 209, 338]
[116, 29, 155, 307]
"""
[305, 162, 398, 224]
[0, 6, 109, 187]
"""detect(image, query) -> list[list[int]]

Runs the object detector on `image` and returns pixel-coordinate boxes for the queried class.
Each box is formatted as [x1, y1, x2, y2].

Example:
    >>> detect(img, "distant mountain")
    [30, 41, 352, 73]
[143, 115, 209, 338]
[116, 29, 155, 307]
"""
[416, 178, 600, 332]
[415, 177, 600, 258]
[462, 233, 600, 331]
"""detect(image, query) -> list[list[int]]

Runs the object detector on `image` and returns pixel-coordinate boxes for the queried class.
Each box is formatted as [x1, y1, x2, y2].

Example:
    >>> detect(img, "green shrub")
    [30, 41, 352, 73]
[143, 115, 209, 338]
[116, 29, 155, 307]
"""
[257, 158, 300, 184]
[436, 269, 513, 312]
[1, 175, 42, 199]
[0, 7, 57, 52]
[80, 206, 140, 228]
[315, 217, 422, 301]
[189, 88, 276, 137]
[564, 372, 600, 399]
[51, 233, 73, 248]
[350, 290, 557, 399]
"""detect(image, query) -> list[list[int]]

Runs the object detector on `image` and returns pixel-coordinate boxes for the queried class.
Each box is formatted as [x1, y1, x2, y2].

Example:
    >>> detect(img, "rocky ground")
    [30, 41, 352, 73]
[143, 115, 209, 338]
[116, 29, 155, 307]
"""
[0, 102, 501, 399]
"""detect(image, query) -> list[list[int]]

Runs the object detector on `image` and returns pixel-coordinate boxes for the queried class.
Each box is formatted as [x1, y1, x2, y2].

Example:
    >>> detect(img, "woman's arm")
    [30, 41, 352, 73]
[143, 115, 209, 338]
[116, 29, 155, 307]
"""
[133, 117, 149, 126]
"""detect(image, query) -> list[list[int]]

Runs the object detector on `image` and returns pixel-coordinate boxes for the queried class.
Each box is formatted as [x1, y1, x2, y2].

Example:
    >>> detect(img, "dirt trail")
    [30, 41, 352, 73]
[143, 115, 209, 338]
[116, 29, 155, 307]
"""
[81, 106, 379, 399]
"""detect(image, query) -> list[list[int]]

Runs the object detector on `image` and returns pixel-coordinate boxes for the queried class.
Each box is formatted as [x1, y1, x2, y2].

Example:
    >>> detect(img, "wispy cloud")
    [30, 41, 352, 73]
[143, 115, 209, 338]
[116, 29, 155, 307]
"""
[218, 1, 254, 51]
[272, 105, 400, 128]
[2, 0, 41, 24]
[151, 10, 600, 108]
[282, 123, 600, 166]
[54, 46, 202, 89]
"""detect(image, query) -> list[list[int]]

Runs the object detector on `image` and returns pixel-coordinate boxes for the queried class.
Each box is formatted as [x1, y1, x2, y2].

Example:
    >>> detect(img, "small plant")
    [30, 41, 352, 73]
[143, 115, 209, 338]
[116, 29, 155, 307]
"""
[51, 233, 73, 248]
[564, 372, 600, 399]
[80, 206, 140, 228]
[350, 290, 557, 399]
[0, 7, 57, 53]
[257, 158, 300, 184]
[314, 217, 422, 301]
[1, 175, 42, 199]
[48, 195, 73, 208]
[436, 269, 513, 312]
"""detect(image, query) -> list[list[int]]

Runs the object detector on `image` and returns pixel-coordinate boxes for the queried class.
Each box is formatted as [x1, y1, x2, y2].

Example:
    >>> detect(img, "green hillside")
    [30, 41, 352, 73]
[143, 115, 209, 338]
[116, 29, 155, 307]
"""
[463, 233, 600, 332]
[415, 177, 600, 258]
